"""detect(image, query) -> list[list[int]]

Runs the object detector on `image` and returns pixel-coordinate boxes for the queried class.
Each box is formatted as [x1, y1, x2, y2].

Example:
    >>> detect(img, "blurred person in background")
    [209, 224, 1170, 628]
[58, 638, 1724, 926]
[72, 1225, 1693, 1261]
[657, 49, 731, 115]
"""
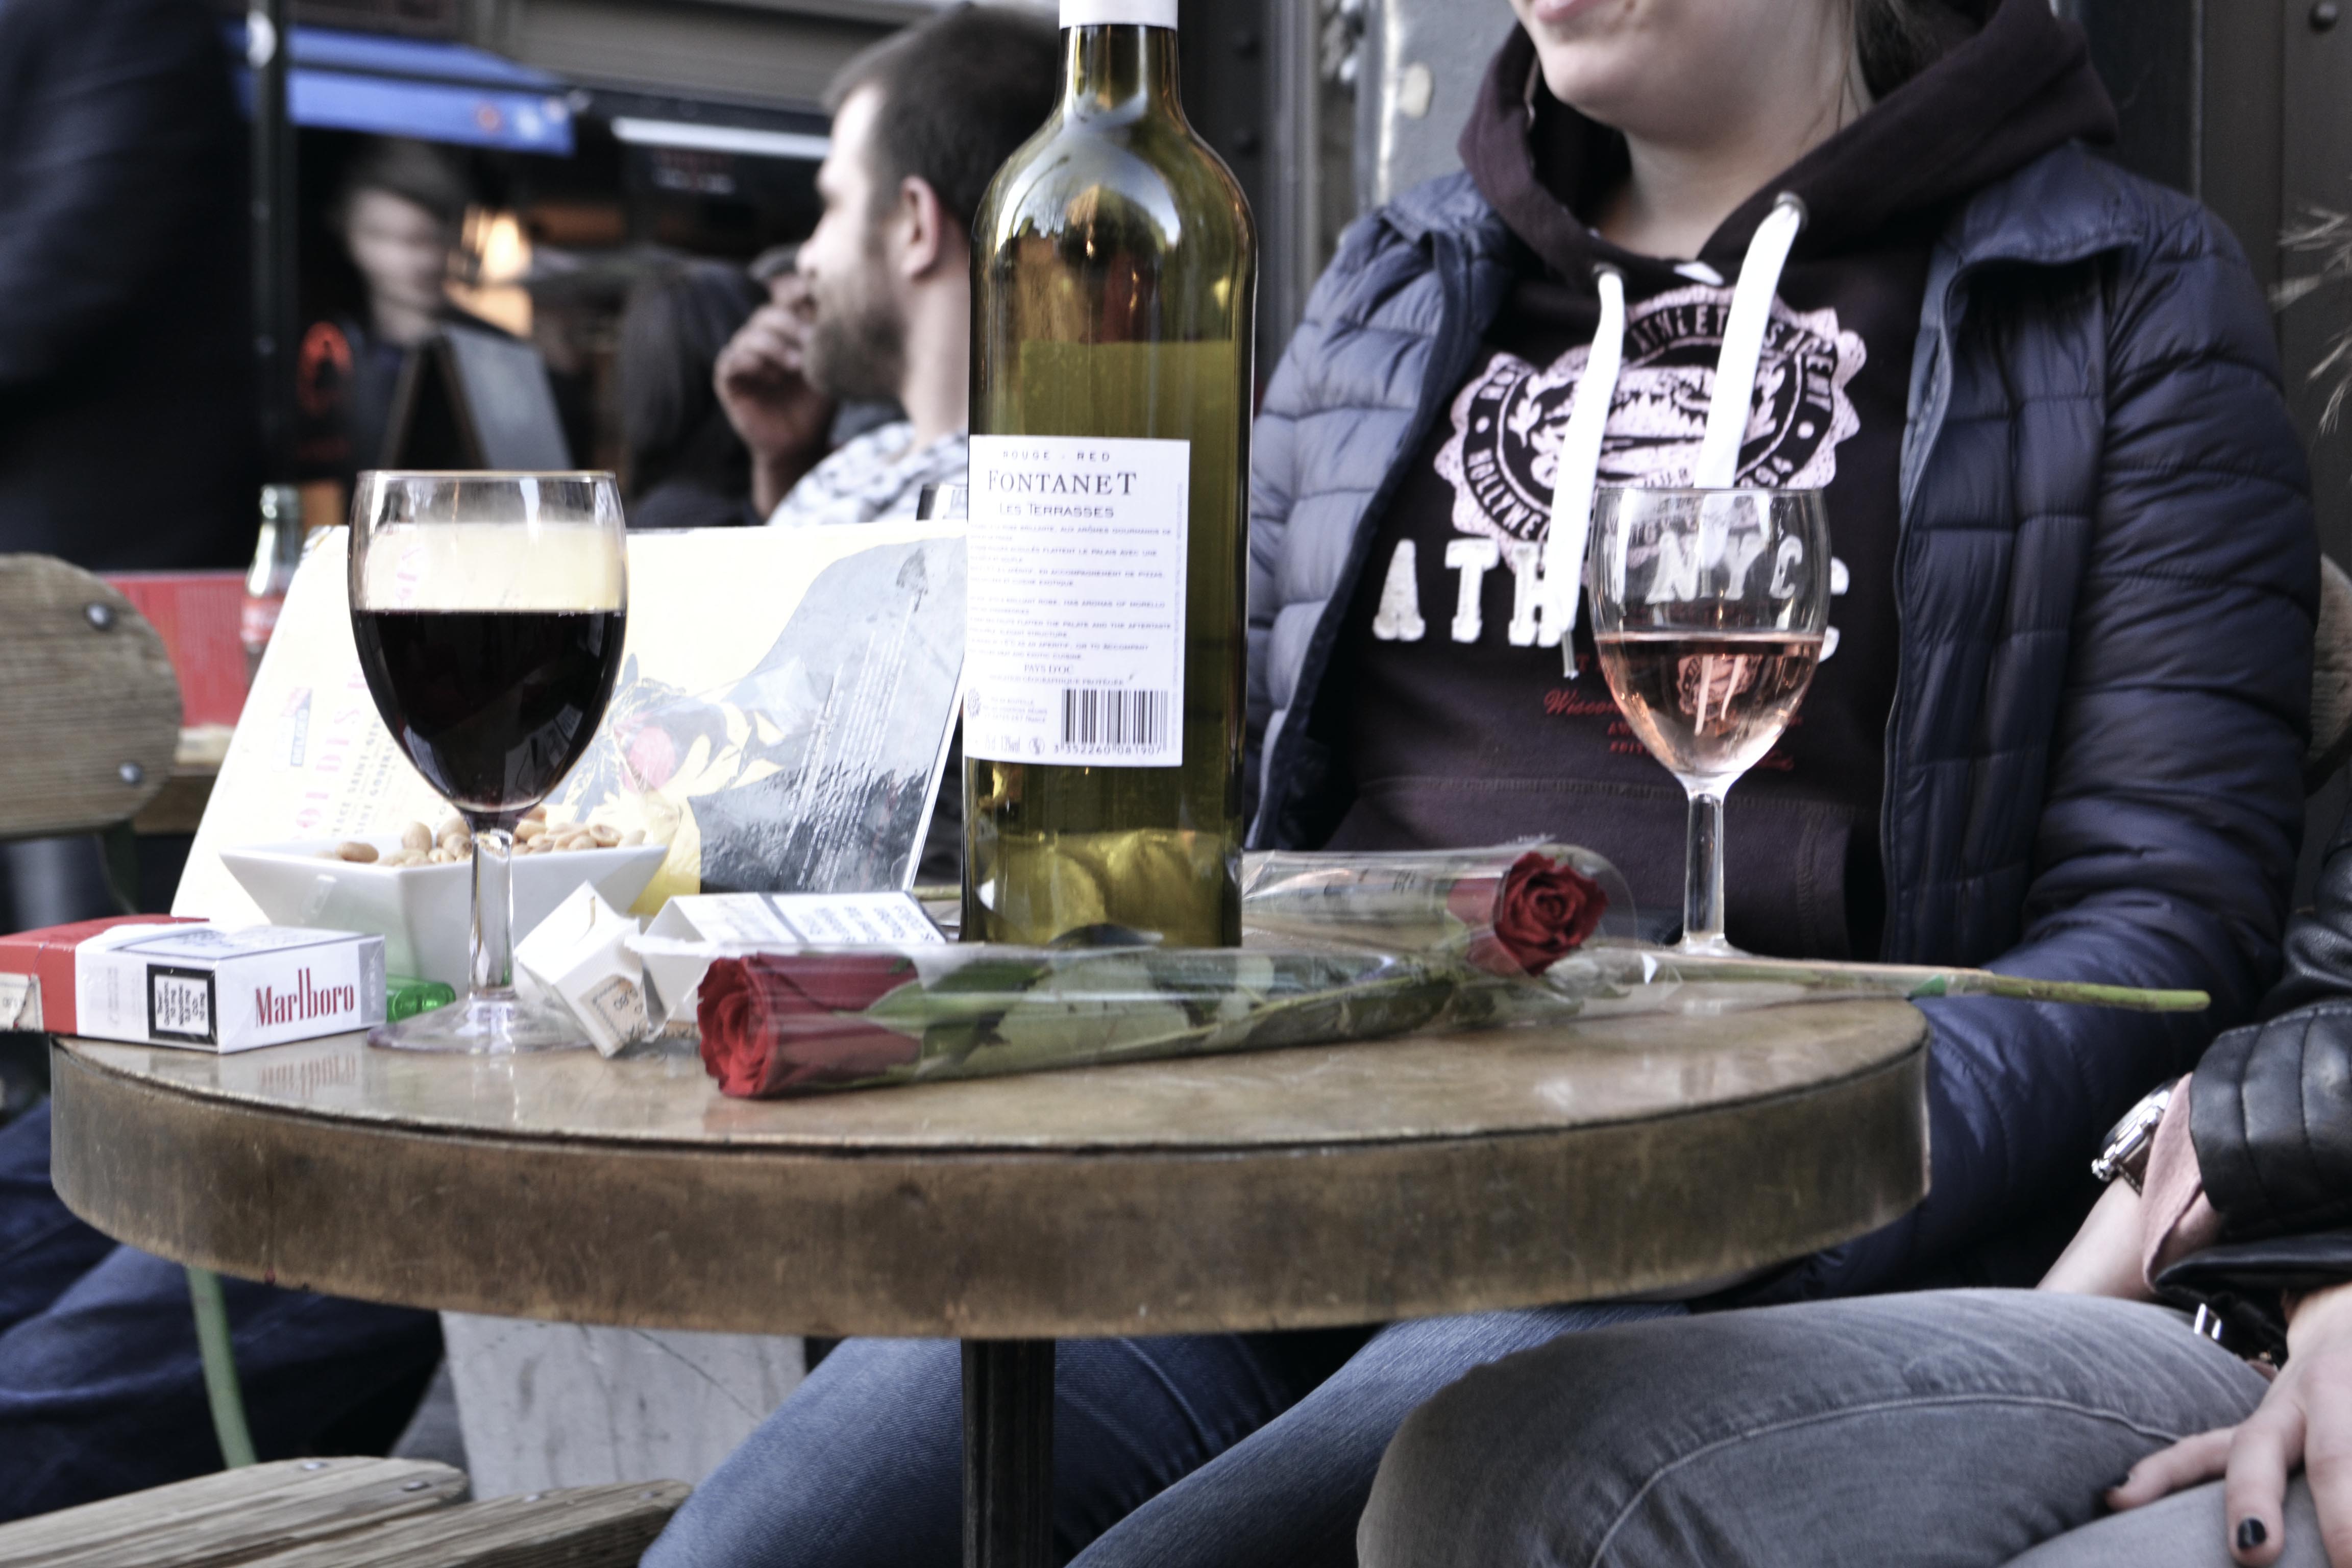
[0, 0, 252, 573]
[0, 0, 258, 937]
[618, 260, 766, 528]
[710, 5, 1054, 528]
[305, 138, 500, 480]
[0, 0, 446, 1524]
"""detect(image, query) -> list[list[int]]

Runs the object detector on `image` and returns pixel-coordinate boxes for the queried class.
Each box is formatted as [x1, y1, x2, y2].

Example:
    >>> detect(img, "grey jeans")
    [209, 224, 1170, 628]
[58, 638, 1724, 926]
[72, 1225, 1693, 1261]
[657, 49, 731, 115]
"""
[1360, 1289, 2322, 1568]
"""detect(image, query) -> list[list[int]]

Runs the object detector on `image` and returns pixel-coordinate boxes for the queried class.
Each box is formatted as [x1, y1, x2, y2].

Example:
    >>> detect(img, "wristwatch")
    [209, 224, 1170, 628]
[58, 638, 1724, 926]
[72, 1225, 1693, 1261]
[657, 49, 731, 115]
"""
[2091, 1082, 2175, 1193]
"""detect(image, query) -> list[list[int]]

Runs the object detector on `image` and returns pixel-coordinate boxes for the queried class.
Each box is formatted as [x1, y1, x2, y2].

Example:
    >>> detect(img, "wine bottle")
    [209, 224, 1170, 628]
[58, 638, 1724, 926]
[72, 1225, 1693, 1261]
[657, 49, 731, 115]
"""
[963, 0, 1256, 948]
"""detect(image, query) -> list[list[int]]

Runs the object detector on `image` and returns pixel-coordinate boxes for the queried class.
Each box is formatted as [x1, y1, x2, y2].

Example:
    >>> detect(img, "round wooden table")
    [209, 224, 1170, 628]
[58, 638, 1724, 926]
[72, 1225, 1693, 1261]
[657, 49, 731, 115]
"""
[50, 998, 1928, 1567]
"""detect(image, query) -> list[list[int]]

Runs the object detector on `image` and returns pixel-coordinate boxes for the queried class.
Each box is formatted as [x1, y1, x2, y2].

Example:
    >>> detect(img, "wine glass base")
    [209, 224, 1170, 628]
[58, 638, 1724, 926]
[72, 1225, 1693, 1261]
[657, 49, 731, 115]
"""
[1674, 933, 1746, 958]
[368, 994, 590, 1055]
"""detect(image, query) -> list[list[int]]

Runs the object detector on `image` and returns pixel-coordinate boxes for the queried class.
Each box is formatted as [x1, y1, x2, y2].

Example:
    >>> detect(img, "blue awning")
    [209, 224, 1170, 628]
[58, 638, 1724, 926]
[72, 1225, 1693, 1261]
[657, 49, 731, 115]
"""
[229, 24, 575, 156]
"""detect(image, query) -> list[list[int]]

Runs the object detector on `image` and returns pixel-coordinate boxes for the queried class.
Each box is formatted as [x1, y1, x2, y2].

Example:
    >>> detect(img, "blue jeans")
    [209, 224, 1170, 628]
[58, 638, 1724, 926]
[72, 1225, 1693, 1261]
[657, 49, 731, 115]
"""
[645, 1301, 1680, 1568]
[1361, 1290, 2300, 1568]
[0, 1102, 443, 1520]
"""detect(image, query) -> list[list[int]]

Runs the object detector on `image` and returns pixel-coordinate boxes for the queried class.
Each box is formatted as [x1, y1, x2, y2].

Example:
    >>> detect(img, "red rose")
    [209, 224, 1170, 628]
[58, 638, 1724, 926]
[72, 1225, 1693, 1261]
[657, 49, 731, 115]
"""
[1488, 853, 1608, 974]
[698, 952, 922, 1097]
[1444, 874, 1502, 929]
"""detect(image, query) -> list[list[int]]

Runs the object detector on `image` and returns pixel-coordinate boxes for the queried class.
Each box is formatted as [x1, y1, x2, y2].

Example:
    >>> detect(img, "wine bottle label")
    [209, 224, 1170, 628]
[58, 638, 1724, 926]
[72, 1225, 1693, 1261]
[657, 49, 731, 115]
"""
[1059, 0, 1178, 26]
[966, 434, 1191, 769]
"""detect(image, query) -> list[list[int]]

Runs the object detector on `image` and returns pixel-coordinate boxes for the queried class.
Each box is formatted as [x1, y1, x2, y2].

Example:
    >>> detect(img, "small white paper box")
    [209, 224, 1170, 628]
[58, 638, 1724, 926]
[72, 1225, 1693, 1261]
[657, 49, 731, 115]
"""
[638, 893, 945, 1035]
[514, 886, 649, 1059]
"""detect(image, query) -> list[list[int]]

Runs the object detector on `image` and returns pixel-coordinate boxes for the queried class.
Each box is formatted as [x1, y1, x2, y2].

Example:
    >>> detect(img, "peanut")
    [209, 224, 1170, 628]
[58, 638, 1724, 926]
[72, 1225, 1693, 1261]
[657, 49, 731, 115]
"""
[335, 841, 378, 864]
[400, 822, 432, 853]
[516, 820, 546, 845]
[589, 823, 620, 847]
[620, 828, 645, 846]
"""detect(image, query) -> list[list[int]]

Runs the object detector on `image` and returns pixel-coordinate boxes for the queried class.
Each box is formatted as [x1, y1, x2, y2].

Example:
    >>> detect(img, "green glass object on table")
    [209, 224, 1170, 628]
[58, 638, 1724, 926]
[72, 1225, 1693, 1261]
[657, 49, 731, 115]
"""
[962, 0, 1256, 949]
[387, 975, 458, 1021]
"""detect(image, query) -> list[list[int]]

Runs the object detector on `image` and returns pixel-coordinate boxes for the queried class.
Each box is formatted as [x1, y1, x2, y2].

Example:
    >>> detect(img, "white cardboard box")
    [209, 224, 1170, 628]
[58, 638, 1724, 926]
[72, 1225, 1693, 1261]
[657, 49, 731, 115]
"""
[638, 893, 943, 1034]
[74, 924, 387, 1051]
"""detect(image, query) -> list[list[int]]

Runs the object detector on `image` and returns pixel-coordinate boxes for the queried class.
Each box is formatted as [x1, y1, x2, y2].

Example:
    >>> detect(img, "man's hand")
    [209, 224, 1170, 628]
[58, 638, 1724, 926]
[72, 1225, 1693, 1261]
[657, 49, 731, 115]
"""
[2039, 1177, 2157, 1301]
[2109, 1281, 2352, 1566]
[714, 276, 835, 516]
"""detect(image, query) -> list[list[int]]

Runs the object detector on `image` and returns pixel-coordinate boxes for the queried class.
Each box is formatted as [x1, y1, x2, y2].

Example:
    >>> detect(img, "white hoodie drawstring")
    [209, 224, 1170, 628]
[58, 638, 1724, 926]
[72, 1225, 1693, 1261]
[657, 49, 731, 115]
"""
[1540, 193, 1808, 672]
[1540, 265, 1624, 666]
[1690, 192, 1807, 489]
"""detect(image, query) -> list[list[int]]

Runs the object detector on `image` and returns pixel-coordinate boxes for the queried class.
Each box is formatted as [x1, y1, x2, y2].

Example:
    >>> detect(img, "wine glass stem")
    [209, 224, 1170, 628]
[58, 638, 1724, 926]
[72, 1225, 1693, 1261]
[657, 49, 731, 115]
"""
[469, 826, 516, 999]
[1683, 785, 1727, 950]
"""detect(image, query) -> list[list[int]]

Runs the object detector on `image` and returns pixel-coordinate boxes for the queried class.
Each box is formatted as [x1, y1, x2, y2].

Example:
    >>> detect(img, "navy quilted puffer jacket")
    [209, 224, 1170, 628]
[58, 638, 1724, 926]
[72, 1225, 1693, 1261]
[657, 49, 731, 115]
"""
[1245, 144, 2319, 1299]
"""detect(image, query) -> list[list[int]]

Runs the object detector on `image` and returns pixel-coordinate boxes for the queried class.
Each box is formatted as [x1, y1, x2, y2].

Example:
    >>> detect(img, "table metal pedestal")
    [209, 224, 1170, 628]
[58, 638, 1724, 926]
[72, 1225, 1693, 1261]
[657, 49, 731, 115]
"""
[965, 1340, 1055, 1568]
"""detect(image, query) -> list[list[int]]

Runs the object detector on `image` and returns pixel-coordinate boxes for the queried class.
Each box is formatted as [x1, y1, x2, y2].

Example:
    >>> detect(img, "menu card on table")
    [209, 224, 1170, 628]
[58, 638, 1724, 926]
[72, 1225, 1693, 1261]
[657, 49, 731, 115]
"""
[173, 522, 966, 923]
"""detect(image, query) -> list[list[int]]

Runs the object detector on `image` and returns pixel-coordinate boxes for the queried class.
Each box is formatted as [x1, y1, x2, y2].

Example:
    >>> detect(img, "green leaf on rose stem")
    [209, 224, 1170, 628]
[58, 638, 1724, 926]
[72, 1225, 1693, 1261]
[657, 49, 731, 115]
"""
[916, 1018, 993, 1071]
[1164, 951, 1277, 1031]
[1908, 977, 1949, 998]
[864, 960, 1044, 1032]
[977, 953, 1205, 1068]
[918, 955, 1058, 997]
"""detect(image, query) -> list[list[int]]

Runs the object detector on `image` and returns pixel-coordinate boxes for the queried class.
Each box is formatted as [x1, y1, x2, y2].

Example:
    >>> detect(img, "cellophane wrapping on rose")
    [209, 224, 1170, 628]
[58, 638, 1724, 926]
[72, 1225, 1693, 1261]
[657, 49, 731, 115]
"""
[697, 944, 1561, 1097]
[692, 842, 1637, 1097]
[685, 839, 2206, 1099]
[1238, 842, 1633, 975]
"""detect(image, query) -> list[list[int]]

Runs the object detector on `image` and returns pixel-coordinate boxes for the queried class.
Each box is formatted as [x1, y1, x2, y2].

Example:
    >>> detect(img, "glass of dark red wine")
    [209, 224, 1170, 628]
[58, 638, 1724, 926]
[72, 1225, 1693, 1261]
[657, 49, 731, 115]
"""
[349, 472, 629, 1051]
[1585, 486, 1830, 955]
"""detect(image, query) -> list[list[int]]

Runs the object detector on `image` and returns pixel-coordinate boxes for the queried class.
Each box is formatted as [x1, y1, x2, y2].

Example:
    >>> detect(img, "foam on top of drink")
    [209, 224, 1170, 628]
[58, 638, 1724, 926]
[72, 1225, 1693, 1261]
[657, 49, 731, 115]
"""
[358, 521, 626, 612]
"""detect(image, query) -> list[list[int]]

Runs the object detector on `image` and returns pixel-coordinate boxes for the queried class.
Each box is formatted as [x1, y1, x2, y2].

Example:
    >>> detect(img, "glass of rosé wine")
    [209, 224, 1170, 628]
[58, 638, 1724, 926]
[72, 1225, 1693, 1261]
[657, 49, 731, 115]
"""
[1585, 486, 1830, 955]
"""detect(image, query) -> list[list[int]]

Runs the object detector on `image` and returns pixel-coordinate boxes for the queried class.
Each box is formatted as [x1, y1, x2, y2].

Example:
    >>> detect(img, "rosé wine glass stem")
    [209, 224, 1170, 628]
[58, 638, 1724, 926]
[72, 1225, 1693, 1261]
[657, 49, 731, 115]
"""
[1681, 785, 1732, 955]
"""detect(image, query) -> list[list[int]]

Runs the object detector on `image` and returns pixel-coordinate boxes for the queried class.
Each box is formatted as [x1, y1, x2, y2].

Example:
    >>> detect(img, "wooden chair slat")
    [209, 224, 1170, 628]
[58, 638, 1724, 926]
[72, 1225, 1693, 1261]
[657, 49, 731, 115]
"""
[240, 1480, 692, 1568]
[0, 1457, 465, 1568]
[0, 554, 180, 840]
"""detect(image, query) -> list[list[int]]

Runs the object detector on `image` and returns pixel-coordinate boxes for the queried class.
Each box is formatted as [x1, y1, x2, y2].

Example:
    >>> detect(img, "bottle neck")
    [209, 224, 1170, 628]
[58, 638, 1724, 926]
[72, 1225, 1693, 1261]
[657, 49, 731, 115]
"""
[1058, 24, 1183, 126]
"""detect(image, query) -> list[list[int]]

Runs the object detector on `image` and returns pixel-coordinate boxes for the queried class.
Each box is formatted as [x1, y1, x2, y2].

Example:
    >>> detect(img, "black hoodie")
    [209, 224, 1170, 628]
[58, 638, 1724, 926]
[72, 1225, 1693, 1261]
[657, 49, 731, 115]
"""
[1318, 0, 2115, 958]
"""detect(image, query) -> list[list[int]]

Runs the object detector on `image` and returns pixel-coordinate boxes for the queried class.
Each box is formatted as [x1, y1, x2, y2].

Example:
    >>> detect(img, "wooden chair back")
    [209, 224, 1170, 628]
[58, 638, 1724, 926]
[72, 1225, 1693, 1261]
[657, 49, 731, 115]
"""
[0, 555, 179, 841]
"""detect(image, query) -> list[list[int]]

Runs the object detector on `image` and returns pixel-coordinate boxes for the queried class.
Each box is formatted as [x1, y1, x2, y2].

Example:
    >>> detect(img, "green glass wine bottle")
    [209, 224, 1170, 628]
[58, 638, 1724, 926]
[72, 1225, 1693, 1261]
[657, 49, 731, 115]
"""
[963, 0, 1256, 948]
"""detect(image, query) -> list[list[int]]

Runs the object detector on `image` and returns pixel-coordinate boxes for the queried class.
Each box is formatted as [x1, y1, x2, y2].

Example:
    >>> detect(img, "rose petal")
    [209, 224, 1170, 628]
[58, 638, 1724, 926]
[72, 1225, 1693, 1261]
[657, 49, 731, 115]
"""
[1492, 853, 1608, 973]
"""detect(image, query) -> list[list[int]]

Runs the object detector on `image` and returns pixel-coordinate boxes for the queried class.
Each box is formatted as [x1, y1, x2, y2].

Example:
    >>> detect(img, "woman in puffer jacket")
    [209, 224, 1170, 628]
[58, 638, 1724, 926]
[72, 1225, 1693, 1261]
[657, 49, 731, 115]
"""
[645, 1, 2316, 1564]
[1361, 806, 2352, 1568]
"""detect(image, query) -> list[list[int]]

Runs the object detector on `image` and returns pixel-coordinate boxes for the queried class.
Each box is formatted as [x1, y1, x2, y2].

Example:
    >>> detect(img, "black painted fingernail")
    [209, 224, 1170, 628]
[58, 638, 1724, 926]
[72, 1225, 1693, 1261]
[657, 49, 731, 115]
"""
[2111, 1474, 2134, 1490]
[2238, 1517, 2268, 1551]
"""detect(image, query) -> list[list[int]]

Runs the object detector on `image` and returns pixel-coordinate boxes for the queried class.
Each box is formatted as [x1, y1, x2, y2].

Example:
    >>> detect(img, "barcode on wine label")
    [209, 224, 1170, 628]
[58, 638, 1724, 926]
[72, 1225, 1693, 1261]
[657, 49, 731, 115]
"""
[1062, 689, 1169, 754]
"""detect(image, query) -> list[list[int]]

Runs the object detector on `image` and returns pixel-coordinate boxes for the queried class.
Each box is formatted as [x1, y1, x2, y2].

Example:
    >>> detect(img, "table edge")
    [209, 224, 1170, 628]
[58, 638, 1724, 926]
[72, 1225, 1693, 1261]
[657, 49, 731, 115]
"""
[50, 998, 1928, 1158]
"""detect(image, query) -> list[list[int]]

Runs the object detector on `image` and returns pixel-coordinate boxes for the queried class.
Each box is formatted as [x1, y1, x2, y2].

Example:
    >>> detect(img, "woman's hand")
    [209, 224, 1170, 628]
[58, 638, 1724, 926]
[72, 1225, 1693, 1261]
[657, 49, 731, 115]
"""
[2108, 1282, 2352, 1566]
[2039, 1178, 2158, 1301]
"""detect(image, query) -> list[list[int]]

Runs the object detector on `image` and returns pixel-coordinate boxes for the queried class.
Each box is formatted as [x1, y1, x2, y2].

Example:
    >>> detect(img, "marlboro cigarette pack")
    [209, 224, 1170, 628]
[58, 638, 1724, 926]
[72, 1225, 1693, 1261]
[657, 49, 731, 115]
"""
[0, 919, 386, 1050]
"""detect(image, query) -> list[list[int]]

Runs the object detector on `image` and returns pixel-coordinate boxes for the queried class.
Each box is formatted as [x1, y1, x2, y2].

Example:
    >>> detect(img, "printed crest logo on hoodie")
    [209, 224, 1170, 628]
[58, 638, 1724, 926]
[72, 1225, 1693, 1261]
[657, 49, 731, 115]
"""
[1434, 285, 1866, 547]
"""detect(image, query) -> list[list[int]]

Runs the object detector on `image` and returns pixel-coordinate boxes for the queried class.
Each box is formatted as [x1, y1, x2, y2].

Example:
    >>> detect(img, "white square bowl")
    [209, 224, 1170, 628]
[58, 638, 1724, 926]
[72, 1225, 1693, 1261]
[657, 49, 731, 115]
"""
[220, 834, 668, 989]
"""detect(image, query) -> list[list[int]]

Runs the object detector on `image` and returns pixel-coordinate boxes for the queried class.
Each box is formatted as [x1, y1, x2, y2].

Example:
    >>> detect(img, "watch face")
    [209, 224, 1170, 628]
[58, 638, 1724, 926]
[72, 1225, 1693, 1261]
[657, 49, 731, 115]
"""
[2095, 1085, 2173, 1185]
